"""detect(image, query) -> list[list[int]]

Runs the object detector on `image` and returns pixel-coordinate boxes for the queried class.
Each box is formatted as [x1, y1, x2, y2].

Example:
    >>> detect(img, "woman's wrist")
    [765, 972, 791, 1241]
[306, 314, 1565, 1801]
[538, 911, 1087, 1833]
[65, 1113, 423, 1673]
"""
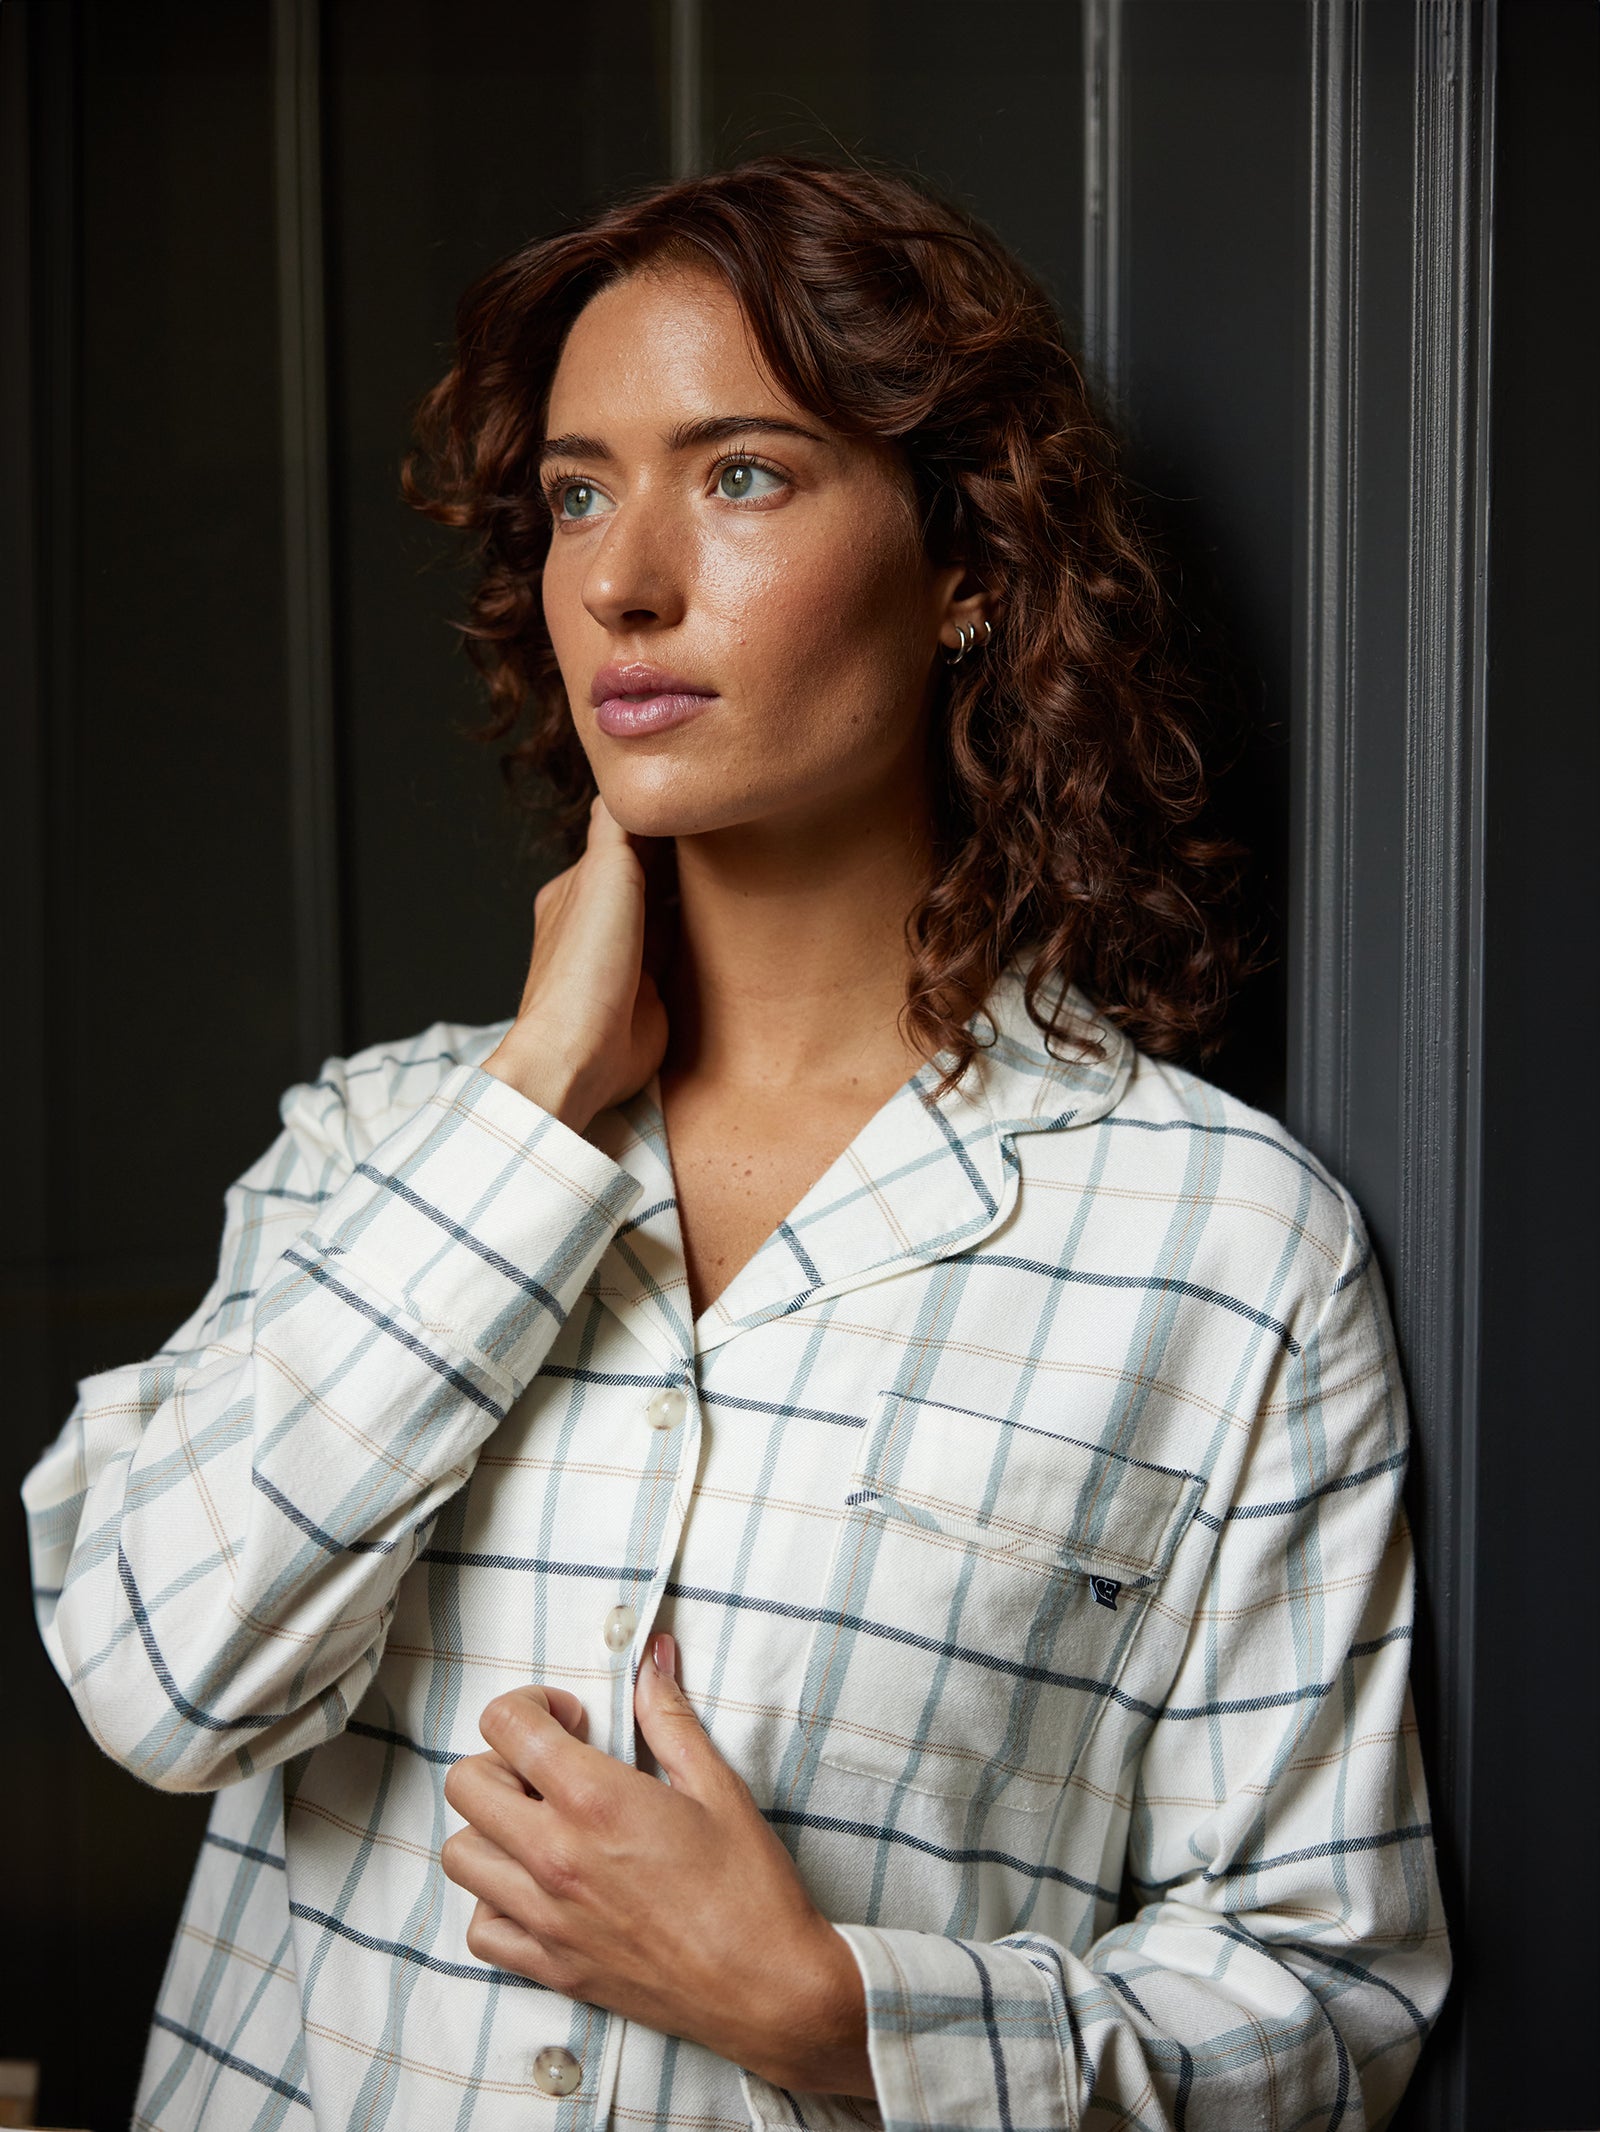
[481, 1035, 596, 1135]
[747, 1916, 873, 2098]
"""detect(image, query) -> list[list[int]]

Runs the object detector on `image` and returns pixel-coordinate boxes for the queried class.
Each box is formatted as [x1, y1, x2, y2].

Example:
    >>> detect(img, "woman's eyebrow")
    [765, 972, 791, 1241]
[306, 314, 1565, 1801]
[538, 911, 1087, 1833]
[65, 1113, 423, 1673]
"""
[538, 414, 826, 464]
[667, 414, 826, 450]
[539, 431, 610, 465]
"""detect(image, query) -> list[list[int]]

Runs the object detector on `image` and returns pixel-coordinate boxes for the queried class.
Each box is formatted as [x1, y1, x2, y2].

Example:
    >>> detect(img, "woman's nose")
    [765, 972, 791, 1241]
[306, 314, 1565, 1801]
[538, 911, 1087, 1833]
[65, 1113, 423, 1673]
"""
[580, 495, 687, 636]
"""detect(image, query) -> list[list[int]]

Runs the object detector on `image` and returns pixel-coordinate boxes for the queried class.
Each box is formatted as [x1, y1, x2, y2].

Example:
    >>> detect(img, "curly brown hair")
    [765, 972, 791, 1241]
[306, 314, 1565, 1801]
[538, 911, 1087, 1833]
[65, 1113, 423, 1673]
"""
[402, 154, 1249, 1084]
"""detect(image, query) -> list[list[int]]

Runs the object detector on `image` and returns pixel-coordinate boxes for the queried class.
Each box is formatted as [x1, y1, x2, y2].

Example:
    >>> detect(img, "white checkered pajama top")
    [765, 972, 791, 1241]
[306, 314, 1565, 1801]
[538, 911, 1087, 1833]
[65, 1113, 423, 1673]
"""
[23, 975, 1450, 2131]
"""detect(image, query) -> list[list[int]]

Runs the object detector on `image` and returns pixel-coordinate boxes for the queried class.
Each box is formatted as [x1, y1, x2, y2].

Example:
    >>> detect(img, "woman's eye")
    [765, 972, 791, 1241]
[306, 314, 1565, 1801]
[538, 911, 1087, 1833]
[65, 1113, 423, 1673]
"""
[716, 461, 783, 501]
[557, 481, 611, 520]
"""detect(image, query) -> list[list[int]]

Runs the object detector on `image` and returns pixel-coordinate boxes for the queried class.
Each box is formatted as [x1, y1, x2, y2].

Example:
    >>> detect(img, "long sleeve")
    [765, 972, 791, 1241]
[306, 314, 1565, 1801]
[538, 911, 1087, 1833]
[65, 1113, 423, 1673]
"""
[23, 1048, 641, 1793]
[817, 1212, 1450, 2131]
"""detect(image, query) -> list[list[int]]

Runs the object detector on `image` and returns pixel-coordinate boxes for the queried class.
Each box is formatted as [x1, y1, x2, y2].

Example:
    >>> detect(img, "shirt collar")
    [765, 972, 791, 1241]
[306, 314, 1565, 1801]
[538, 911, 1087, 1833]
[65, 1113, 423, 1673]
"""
[585, 969, 1133, 1366]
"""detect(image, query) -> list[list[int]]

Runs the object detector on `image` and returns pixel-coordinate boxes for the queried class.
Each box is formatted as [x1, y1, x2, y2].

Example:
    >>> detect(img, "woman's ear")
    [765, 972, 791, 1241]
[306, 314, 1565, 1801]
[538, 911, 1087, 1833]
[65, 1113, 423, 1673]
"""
[938, 569, 997, 656]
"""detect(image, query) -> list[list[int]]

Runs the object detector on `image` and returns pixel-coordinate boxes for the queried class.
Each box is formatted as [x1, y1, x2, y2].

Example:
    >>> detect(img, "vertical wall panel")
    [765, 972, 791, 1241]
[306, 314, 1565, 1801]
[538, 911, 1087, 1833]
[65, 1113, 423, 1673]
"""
[1396, 19, 1496, 2122]
[671, 0, 708, 177]
[1080, 0, 1125, 398]
[1287, 13, 1502, 2118]
[325, 0, 667, 1056]
[706, 0, 1085, 316]
[1471, 5, 1600, 2126]
[275, 0, 347, 1072]
[72, 1, 296, 1268]
[3, 6, 288, 2127]
[1116, 0, 1306, 1120]
[0, 8, 79, 2127]
[1296, 0, 1360, 1176]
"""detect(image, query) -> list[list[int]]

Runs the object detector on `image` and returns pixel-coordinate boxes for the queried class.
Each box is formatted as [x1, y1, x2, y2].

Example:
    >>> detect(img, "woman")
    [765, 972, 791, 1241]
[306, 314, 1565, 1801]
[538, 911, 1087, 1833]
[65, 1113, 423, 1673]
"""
[24, 158, 1448, 2130]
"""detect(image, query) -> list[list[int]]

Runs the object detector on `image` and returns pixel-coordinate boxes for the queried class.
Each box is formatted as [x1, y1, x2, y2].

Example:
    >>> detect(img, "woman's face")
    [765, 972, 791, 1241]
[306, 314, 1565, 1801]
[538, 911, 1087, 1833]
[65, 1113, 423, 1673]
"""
[539, 262, 966, 842]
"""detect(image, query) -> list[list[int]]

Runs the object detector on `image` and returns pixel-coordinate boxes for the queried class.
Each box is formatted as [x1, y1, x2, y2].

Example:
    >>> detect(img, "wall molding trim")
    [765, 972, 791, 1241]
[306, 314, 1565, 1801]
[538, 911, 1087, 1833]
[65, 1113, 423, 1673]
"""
[1293, 0, 1360, 1175]
[1081, 0, 1126, 403]
[1399, 5, 1494, 2120]
[1292, 2, 1497, 2121]
[273, 0, 345, 1072]
[670, 0, 707, 179]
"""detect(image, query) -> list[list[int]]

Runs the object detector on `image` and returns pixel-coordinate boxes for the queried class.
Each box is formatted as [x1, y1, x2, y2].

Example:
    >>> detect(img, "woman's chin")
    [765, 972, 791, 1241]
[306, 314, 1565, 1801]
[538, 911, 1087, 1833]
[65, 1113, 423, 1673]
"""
[590, 774, 770, 845]
[594, 791, 716, 842]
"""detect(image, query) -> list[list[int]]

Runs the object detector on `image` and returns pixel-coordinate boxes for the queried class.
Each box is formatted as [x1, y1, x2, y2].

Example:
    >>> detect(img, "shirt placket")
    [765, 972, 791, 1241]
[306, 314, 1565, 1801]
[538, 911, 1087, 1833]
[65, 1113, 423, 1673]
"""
[562, 1332, 703, 2129]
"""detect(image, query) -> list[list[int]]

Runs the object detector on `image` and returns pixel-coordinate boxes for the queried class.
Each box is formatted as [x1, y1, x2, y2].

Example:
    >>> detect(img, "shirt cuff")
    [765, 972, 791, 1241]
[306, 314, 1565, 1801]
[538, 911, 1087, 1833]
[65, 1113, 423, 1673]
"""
[308, 1061, 642, 1396]
[831, 1922, 1076, 2132]
[739, 2067, 882, 2131]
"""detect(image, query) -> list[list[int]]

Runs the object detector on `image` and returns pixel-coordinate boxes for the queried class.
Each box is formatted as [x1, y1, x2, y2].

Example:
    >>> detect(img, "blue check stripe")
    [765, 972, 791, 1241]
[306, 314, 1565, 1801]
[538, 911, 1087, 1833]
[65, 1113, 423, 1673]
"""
[281, 1248, 507, 1416]
[117, 1547, 281, 1733]
[351, 1161, 565, 1319]
[765, 1807, 1121, 1905]
[149, 2015, 311, 2110]
[252, 1468, 401, 1555]
[288, 1900, 541, 1987]
[957, 1252, 1301, 1354]
[203, 1830, 286, 1871]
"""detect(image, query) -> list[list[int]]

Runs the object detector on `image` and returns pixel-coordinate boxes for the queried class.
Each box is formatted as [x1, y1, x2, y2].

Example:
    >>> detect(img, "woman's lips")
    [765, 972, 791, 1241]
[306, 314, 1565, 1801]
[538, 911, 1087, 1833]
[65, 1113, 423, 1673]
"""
[593, 689, 716, 737]
[590, 662, 717, 738]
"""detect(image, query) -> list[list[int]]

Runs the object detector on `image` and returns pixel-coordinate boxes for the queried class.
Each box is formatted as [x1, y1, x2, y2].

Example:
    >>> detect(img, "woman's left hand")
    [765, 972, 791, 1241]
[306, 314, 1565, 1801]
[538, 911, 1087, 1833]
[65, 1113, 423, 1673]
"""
[440, 1638, 874, 2099]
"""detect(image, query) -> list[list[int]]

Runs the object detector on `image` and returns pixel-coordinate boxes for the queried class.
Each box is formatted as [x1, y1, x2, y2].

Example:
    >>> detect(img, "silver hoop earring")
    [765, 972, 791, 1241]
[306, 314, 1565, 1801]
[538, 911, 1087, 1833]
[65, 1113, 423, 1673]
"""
[943, 621, 980, 666]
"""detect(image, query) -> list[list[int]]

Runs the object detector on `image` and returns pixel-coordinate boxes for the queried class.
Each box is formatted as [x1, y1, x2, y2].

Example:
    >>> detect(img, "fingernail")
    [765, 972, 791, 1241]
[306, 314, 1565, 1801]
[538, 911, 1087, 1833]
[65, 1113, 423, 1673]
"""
[653, 1632, 676, 1682]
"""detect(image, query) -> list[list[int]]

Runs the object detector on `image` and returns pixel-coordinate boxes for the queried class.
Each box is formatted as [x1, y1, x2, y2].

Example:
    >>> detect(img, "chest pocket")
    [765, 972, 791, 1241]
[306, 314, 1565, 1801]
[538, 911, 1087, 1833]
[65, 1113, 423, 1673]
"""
[786, 1391, 1203, 1814]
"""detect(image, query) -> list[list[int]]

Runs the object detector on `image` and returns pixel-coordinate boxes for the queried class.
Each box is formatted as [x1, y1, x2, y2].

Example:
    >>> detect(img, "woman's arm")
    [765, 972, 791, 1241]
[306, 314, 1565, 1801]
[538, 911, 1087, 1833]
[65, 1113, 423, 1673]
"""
[23, 802, 663, 1793]
[22, 1048, 642, 1792]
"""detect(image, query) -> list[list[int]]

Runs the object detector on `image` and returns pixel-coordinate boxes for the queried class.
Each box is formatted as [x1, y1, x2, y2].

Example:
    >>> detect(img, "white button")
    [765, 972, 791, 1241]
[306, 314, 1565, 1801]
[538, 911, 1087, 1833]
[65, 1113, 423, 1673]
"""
[602, 1603, 637, 1653]
[532, 2044, 581, 2096]
[645, 1386, 687, 1431]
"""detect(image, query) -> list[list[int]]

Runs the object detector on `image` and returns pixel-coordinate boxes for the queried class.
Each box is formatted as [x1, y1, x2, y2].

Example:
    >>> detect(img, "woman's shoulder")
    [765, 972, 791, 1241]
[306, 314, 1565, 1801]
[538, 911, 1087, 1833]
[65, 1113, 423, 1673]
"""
[276, 1016, 514, 1165]
[1013, 1012, 1366, 1309]
[1117, 1046, 1347, 1191]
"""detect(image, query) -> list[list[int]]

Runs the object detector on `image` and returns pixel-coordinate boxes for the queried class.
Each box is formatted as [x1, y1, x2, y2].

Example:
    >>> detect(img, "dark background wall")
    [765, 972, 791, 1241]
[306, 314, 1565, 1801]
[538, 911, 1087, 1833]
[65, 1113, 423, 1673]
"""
[2, 5, 1594, 2129]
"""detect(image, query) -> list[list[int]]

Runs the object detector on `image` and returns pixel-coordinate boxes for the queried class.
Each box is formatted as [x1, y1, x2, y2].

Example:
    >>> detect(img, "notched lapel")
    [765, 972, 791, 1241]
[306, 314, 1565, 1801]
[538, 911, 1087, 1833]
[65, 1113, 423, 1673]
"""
[695, 977, 1135, 1353]
[581, 976, 1134, 1363]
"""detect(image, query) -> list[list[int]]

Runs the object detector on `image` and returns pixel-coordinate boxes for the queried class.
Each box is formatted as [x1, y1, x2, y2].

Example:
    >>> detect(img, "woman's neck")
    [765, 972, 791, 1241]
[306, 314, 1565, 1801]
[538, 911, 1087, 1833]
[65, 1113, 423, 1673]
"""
[661, 780, 934, 1099]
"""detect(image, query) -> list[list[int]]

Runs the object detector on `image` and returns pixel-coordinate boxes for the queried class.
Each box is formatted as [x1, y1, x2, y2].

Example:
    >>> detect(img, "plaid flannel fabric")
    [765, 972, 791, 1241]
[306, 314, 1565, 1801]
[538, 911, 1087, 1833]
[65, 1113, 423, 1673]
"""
[23, 975, 1448, 2130]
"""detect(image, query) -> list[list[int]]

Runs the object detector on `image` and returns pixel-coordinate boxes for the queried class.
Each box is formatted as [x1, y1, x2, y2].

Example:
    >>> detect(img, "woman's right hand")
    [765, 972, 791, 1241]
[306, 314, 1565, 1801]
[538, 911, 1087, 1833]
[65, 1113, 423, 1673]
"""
[482, 796, 669, 1136]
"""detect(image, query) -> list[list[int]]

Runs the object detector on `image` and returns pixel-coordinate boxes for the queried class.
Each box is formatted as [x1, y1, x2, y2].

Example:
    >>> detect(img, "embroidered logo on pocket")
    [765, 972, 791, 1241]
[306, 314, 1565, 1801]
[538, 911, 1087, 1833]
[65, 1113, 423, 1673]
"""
[1090, 1575, 1122, 1611]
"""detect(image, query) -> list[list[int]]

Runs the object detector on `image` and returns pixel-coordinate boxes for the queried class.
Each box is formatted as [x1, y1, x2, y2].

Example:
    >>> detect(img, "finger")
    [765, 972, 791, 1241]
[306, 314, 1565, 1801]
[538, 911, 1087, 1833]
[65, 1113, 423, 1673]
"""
[478, 1687, 602, 1810]
[465, 1898, 551, 1984]
[585, 795, 658, 894]
[543, 1686, 589, 1738]
[440, 1824, 540, 1914]
[534, 859, 577, 913]
[446, 1748, 545, 1830]
[443, 1798, 589, 1917]
[483, 1683, 588, 1742]
[586, 791, 627, 845]
[442, 1824, 587, 1950]
[447, 1751, 572, 1865]
[633, 1634, 736, 1799]
[446, 1749, 519, 1818]
[451, 1690, 584, 1810]
[631, 969, 667, 1048]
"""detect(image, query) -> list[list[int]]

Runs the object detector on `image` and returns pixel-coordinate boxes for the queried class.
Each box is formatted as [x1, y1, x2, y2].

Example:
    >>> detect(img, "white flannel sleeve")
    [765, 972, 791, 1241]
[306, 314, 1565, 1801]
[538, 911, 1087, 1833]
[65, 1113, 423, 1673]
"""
[22, 1055, 641, 1792]
[750, 1208, 1451, 2132]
